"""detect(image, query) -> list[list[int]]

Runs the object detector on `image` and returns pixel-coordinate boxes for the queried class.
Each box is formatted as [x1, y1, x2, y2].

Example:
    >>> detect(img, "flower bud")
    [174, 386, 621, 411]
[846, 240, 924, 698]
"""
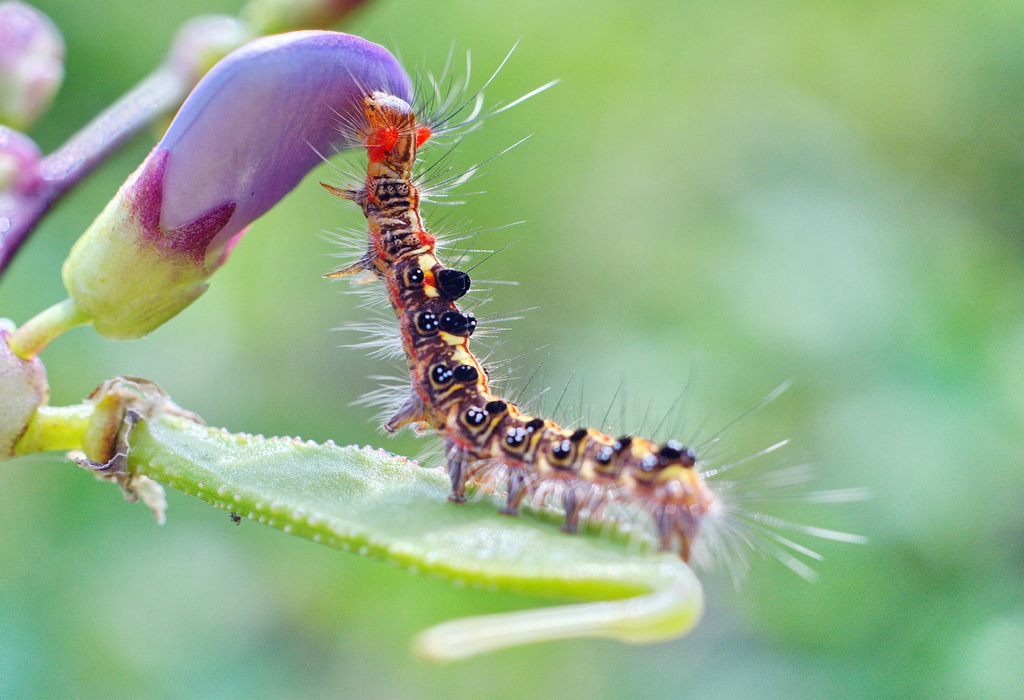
[0, 321, 49, 458]
[167, 15, 254, 87]
[0, 1, 64, 130]
[0, 125, 41, 196]
[242, 0, 370, 34]
[61, 31, 411, 340]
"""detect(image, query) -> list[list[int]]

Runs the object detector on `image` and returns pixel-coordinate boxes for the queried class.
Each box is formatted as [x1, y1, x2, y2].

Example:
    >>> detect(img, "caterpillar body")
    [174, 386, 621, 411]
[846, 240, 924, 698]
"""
[325, 91, 714, 560]
[325, 89, 863, 572]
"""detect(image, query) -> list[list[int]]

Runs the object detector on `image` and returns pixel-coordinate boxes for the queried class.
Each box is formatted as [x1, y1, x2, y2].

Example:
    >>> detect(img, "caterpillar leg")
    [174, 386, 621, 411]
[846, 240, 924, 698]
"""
[446, 459, 469, 503]
[500, 467, 530, 516]
[655, 506, 697, 561]
[443, 440, 471, 503]
[560, 486, 580, 534]
[324, 256, 373, 279]
[320, 182, 359, 201]
[383, 394, 428, 433]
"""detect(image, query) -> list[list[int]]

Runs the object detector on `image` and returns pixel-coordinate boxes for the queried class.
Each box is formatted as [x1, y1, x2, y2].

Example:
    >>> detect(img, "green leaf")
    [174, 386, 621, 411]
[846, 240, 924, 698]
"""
[127, 412, 704, 660]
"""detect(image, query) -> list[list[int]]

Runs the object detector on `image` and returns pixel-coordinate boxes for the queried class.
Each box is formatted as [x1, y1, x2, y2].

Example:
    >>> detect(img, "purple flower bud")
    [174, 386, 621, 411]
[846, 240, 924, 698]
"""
[0, 125, 41, 197]
[167, 15, 254, 87]
[0, 1, 64, 130]
[61, 31, 411, 340]
[0, 322, 48, 457]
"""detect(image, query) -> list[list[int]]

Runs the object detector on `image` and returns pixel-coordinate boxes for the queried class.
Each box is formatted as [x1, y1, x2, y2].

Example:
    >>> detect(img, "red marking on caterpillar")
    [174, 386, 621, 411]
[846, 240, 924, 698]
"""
[366, 127, 398, 163]
[322, 83, 865, 580]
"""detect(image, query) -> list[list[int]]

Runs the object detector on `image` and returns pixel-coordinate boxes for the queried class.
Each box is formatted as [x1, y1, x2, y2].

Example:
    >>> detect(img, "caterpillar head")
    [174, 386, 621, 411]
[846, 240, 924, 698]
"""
[362, 91, 432, 178]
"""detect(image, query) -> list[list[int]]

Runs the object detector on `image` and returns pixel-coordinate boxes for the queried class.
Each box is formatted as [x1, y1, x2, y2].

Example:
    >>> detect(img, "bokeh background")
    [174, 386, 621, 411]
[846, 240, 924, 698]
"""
[3, 1, 1023, 697]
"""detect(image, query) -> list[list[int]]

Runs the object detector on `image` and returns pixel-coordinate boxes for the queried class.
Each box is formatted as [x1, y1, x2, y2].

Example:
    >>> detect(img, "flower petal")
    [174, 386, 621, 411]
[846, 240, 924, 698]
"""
[157, 30, 411, 252]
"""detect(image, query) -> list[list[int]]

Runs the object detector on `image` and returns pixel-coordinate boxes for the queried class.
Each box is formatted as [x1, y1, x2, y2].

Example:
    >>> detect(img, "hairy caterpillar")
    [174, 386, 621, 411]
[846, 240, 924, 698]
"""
[324, 88, 864, 575]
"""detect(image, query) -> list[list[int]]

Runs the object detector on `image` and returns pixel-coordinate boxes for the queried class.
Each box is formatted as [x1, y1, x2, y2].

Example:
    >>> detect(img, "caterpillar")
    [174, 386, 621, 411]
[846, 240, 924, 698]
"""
[324, 88, 864, 574]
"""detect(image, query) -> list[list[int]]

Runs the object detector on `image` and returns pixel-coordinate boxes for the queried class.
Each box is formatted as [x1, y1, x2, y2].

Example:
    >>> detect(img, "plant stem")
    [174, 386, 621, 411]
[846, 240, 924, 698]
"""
[0, 65, 189, 277]
[7, 297, 91, 359]
[40, 66, 187, 192]
[13, 403, 93, 455]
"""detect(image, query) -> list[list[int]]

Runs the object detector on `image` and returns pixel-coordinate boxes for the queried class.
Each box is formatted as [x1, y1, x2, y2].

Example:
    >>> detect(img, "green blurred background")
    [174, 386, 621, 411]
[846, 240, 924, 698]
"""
[3, 0, 1023, 697]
